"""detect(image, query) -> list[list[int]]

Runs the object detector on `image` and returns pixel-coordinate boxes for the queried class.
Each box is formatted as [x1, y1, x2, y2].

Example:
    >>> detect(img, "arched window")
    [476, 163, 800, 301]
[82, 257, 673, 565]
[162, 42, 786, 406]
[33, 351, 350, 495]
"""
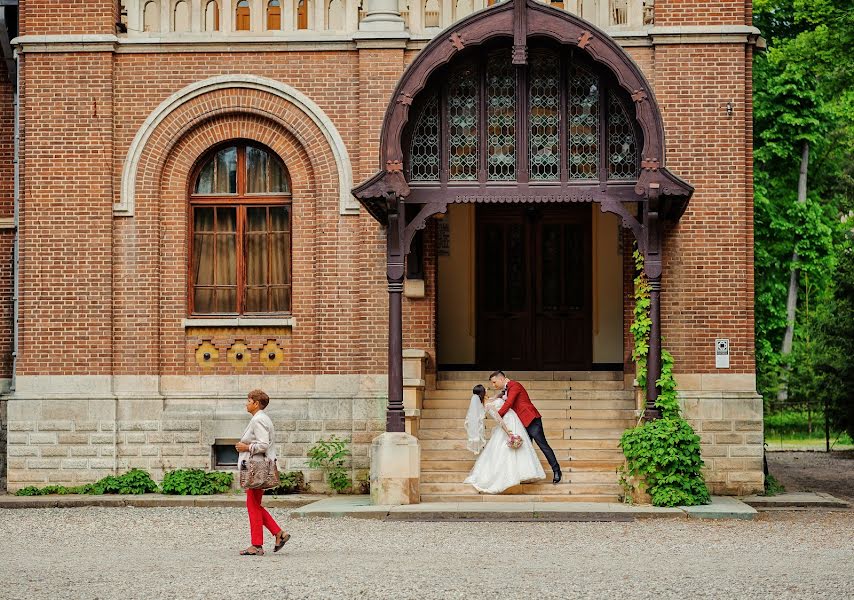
[174, 0, 190, 32]
[236, 0, 251, 31]
[424, 0, 440, 28]
[406, 45, 640, 184]
[297, 0, 309, 29]
[205, 0, 221, 31]
[143, 1, 160, 32]
[267, 0, 282, 29]
[328, 0, 345, 31]
[190, 143, 292, 315]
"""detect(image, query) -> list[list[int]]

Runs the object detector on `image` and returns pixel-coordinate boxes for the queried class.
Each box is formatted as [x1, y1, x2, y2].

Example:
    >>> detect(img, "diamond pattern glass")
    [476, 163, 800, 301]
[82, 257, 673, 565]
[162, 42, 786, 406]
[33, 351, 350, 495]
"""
[568, 66, 599, 180]
[608, 91, 638, 180]
[528, 50, 560, 181]
[486, 49, 516, 181]
[409, 92, 440, 181]
[448, 63, 479, 181]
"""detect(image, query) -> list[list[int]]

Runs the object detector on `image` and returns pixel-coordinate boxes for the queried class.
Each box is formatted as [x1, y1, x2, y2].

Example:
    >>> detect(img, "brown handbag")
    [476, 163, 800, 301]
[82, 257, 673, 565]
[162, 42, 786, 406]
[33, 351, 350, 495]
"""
[239, 454, 280, 490]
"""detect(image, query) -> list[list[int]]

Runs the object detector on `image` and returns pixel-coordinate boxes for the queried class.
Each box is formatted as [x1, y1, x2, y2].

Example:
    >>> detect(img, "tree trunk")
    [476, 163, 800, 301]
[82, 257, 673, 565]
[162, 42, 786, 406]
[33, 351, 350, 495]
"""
[777, 140, 810, 402]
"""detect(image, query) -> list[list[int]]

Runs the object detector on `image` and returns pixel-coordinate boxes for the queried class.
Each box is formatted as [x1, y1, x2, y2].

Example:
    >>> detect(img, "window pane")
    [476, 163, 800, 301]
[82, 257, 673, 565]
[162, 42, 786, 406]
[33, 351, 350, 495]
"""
[271, 287, 291, 312]
[194, 207, 214, 232]
[216, 235, 237, 285]
[486, 49, 516, 181]
[448, 63, 479, 181]
[246, 146, 268, 193]
[216, 207, 237, 232]
[215, 288, 237, 313]
[247, 206, 267, 232]
[195, 160, 215, 194]
[194, 288, 214, 313]
[529, 50, 560, 181]
[408, 93, 440, 182]
[270, 233, 290, 284]
[608, 91, 639, 180]
[568, 66, 599, 180]
[246, 234, 268, 286]
[270, 206, 290, 232]
[269, 156, 288, 192]
[193, 234, 215, 285]
[246, 287, 266, 313]
[216, 147, 238, 193]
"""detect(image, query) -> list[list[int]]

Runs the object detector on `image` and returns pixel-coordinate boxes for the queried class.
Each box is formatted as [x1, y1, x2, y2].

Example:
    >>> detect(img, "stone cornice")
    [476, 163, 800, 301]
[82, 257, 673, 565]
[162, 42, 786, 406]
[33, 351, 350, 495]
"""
[13, 25, 765, 54]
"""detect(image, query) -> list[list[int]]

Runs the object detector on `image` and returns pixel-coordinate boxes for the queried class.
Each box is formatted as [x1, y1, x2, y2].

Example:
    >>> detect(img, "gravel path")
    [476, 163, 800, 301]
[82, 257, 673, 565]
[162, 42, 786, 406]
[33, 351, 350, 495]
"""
[767, 450, 854, 502]
[1, 508, 852, 599]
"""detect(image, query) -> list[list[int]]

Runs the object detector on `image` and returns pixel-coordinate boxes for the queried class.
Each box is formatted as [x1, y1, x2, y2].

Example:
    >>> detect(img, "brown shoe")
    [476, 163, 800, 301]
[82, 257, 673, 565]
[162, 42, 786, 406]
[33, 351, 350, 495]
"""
[239, 545, 265, 556]
[274, 531, 291, 553]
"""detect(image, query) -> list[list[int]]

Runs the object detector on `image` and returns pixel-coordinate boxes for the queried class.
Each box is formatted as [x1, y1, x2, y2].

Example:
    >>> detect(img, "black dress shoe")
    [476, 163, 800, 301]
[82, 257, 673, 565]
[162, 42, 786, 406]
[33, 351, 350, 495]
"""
[552, 470, 562, 484]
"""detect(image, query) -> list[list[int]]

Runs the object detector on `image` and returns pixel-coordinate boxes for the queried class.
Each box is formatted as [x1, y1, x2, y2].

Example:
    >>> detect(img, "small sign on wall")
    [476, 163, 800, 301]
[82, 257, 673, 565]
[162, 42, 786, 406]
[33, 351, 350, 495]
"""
[437, 217, 451, 256]
[715, 339, 730, 369]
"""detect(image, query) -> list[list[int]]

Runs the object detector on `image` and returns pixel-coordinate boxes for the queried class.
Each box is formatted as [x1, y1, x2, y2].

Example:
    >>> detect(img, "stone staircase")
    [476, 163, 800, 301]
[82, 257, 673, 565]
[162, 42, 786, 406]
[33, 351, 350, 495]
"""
[418, 371, 637, 502]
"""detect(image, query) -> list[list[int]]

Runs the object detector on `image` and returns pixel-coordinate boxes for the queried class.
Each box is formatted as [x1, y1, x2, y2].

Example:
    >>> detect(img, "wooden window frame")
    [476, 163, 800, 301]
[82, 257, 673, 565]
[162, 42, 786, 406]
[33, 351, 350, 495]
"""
[267, 0, 282, 30]
[236, 0, 251, 31]
[188, 142, 293, 317]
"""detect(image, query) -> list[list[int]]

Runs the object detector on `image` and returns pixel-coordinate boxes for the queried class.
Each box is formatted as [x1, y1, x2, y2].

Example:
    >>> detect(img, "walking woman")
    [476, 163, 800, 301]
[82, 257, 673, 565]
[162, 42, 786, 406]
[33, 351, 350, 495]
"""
[235, 389, 290, 556]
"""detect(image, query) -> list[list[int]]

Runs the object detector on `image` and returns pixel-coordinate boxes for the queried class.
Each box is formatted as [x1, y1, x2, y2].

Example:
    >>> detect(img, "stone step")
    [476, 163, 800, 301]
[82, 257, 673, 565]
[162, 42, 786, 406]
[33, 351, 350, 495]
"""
[420, 470, 618, 484]
[416, 428, 629, 441]
[438, 371, 623, 381]
[421, 447, 623, 462]
[420, 439, 621, 454]
[418, 418, 636, 431]
[419, 408, 638, 420]
[424, 384, 634, 400]
[422, 395, 634, 408]
[436, 379, 626, 391]
[418, 482, 621, 495]
[420, 457, 625, 472]
[419, 493, 621, 503]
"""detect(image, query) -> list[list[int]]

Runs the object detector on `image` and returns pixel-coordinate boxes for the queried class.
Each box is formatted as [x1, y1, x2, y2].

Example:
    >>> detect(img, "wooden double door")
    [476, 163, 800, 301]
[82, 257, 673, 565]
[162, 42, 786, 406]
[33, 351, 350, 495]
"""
[476, 204, 592, 370]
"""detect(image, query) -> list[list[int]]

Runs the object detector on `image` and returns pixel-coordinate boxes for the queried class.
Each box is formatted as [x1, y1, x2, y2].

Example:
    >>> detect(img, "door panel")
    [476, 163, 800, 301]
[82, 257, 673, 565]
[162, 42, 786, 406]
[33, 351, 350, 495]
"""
[476, 204, 591, 370]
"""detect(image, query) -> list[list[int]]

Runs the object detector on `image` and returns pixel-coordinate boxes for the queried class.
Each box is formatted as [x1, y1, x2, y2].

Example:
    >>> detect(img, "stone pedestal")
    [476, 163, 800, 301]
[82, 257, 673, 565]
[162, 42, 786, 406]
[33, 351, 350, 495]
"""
[359, 0, 405, 31]
[370, 432, 420, 505]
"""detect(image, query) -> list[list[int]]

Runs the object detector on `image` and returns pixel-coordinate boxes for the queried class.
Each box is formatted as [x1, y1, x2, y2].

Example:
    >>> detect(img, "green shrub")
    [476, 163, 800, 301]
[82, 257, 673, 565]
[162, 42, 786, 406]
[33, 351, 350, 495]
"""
[161, 469, 234, 495]
[619, 249, 710, 507]
[763, 474, 786, 496]
[15, 469, 159, 496]
[307, 435, 352, 494]
[266, 470, 307, 495]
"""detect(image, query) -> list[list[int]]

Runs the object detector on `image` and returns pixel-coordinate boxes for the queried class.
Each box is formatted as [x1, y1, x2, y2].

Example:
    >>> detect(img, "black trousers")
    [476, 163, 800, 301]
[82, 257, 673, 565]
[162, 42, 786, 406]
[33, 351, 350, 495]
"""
[525, 417, 560, 474]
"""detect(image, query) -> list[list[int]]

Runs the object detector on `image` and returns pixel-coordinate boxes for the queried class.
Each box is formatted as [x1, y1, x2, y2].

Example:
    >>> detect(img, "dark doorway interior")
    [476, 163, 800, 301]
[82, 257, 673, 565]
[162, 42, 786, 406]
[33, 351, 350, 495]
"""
[475, 203, 592, 370]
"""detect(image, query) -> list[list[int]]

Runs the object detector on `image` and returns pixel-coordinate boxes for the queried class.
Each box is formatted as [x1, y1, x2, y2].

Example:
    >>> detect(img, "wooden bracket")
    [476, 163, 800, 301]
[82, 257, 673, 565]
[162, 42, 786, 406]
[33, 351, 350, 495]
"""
[577, 31, 593, 49]
[449, 33, 465, 51]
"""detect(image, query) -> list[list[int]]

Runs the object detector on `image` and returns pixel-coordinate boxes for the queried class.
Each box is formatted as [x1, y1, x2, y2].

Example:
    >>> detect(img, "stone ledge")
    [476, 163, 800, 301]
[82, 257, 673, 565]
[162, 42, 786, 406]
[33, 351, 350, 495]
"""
[741, 492, 851, 510]
[0, 493, 324, 510]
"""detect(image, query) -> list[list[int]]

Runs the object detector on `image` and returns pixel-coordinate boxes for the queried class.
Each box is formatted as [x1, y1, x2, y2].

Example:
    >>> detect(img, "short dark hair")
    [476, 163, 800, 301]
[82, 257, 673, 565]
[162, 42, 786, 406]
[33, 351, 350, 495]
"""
[472, 384, 486, 399]
[248, 389, 270, 409]
[488, 370, 506, 380]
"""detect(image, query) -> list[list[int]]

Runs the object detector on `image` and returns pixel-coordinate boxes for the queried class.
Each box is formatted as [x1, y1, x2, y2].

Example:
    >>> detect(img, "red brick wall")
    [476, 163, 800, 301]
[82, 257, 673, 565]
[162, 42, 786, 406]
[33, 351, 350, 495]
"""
[18, 52, 115, 375]
[654, 0, 749, 26]
[0, 71, 15, 379]
[21, 0, 118, 35]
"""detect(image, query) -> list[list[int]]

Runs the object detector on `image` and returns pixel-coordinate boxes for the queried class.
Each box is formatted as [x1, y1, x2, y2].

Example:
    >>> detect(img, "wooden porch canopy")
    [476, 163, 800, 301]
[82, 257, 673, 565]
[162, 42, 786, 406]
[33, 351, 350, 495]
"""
[353, 0, 694, 432]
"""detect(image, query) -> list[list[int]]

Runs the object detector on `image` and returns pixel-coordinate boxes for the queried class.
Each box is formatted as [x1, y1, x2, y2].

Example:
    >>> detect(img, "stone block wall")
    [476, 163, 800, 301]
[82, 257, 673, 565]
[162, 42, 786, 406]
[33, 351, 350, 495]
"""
[5, 375, 386, 492]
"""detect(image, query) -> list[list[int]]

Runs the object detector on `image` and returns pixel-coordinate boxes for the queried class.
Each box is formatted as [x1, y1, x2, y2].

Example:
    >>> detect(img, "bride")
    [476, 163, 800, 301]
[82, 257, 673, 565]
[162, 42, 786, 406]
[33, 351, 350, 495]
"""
[463, 385, 545, 494]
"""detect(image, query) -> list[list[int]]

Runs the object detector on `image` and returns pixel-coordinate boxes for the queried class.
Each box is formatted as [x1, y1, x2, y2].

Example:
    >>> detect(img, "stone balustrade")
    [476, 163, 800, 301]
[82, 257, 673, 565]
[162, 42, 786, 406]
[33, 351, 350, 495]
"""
[120, 0, 653, 38]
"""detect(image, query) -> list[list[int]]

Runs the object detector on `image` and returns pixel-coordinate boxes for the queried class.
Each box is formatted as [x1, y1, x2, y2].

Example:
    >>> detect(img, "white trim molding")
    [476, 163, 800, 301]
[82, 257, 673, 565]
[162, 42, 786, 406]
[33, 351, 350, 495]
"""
[117, 74, 358, 217]
[181, 316, 296, 328]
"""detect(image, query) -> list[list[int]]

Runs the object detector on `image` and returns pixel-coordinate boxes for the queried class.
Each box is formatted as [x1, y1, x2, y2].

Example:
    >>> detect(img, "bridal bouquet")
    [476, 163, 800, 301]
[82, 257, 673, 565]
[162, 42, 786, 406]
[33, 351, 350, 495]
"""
[507, 434, 523, 449]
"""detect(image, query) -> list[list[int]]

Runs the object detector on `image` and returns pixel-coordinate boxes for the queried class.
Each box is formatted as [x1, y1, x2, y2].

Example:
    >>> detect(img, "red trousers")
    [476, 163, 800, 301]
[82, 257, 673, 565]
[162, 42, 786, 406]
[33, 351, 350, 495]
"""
[246, 488, 282, 547]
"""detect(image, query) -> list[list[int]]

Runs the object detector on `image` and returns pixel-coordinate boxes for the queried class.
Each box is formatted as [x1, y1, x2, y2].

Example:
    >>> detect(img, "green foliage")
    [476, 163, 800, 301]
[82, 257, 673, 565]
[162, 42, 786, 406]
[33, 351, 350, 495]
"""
[753, 0, 854, 408]
[763, 474, 786, 497]
[266, 470, 307, 495]
[161, 469, 234, 495]
[307, 435, 352, 494]
[621, 249, 709, 507]
[15, 469, 160, 496]
[620, 417, 711, 507]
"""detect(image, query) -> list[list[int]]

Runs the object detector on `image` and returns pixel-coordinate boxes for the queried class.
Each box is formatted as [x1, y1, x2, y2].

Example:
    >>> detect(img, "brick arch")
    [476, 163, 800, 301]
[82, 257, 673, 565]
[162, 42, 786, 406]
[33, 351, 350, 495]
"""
[150, 114, 321, 374]
[120, 75, 356, 217]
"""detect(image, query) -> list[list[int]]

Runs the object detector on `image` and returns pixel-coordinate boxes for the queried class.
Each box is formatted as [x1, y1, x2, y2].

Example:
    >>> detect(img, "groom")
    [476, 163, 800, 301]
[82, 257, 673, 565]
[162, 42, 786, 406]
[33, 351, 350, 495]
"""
[489, 370, 562, 484]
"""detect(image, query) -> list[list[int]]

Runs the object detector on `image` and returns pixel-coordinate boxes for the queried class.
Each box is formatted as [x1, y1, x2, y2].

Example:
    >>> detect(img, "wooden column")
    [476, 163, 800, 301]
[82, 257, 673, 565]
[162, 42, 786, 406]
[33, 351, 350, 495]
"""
[386, 203, 406, 432]
[643, 196, 662, 419]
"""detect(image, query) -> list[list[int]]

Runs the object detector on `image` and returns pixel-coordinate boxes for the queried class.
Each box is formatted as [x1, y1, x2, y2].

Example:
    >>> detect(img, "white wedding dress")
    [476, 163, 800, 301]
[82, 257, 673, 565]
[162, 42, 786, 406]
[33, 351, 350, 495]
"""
[464, 398, 545, 494]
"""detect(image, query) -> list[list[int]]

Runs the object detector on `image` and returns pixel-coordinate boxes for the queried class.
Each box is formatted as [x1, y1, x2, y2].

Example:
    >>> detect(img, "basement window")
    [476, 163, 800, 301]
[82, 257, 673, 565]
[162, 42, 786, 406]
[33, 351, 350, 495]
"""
[213, 443, 239, 468]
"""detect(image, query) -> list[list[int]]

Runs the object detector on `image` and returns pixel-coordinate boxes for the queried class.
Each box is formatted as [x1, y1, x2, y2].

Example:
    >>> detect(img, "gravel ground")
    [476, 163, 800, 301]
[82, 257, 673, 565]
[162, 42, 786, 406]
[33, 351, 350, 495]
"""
[0, 508, 852, 600]
[767, 450, 854, 502]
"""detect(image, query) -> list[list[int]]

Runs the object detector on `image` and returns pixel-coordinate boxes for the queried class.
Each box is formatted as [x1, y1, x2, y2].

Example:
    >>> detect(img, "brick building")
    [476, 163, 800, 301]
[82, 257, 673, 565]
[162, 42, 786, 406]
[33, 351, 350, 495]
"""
[0, 0, 763, 499]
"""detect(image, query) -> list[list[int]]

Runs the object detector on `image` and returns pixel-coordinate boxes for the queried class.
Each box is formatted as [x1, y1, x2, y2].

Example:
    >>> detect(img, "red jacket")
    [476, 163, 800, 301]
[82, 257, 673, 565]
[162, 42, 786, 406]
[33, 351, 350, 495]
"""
[497, 380, 541, 427]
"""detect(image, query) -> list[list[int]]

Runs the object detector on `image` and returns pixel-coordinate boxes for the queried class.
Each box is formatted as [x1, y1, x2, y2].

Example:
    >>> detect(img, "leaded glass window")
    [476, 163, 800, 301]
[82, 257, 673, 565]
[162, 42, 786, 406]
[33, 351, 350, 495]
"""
[448, 63, 479, 181]
[409, 93, 440, 181]
[528, 50, 560, 181]
[568, 66, 599, 180]
[607, 91, 638, 180]
[486, 49, 516, 181]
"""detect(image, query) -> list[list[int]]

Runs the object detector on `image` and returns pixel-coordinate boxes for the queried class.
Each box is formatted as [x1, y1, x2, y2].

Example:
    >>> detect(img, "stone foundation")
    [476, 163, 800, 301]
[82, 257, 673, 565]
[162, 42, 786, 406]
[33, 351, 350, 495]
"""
[1, 392, 7, 491]
[4, 374, 387, 492]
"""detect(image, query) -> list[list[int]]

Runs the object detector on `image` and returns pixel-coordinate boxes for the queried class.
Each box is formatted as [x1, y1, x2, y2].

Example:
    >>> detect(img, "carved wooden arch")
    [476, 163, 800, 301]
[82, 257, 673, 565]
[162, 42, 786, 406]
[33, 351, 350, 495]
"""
[353, 0, 693, 249]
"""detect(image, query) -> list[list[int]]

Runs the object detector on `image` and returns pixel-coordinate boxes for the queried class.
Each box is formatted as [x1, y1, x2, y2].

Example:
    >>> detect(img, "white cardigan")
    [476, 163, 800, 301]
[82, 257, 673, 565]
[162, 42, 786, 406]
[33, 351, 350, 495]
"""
[238, 410, 277, 469]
